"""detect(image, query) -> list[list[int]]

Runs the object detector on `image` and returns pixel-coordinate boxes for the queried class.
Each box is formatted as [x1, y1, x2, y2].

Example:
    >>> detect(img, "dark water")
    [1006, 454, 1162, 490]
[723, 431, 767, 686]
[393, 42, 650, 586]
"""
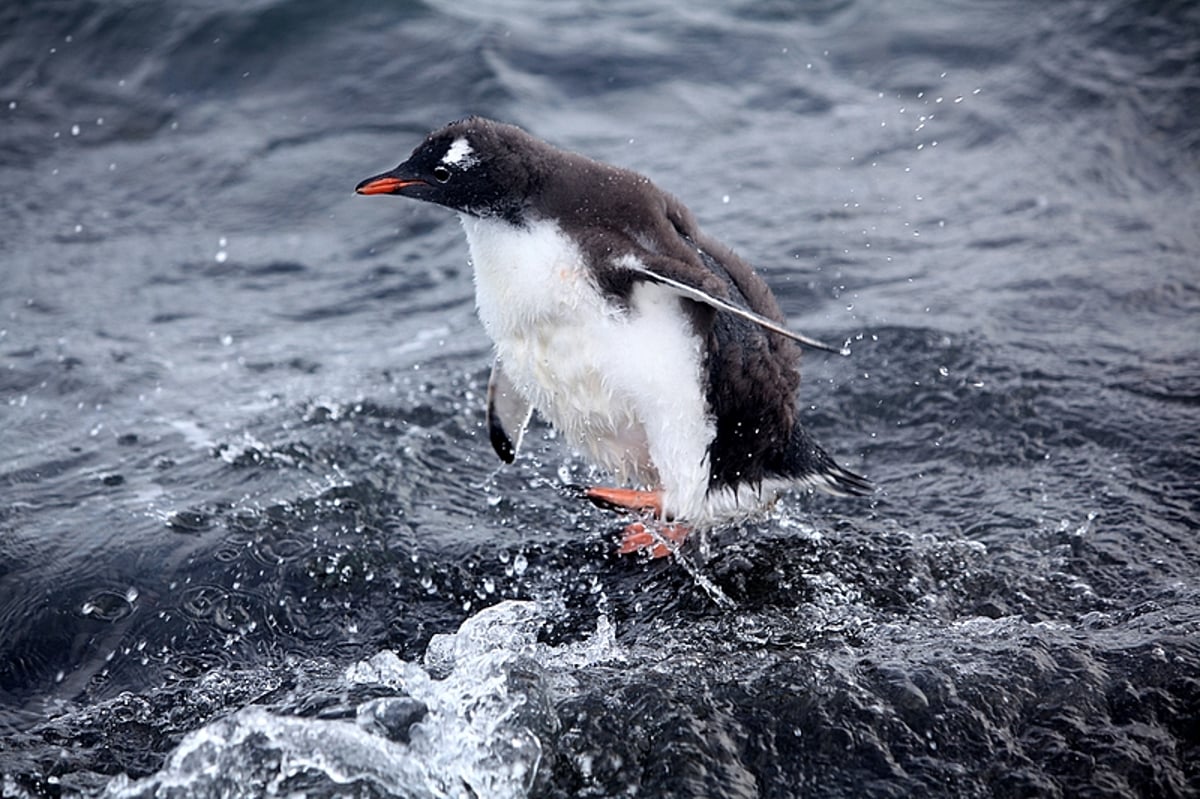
[3, 0, 1199, 795]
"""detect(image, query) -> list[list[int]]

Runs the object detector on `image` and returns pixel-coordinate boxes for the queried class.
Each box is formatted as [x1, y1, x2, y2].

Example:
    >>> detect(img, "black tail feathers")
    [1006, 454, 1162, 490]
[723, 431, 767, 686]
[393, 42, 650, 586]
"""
[782, 424, 872, 498]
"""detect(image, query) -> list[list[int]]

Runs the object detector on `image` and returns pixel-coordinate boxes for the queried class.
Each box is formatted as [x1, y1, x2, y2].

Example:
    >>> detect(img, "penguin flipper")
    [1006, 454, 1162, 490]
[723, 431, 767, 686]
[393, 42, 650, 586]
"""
[617, 255, 846, 355]
[486, 359, 533, 463]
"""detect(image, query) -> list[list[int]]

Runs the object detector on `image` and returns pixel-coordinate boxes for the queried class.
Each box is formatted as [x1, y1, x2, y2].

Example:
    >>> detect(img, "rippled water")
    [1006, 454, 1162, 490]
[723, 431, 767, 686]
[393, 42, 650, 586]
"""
[2, 0, 1199, 796]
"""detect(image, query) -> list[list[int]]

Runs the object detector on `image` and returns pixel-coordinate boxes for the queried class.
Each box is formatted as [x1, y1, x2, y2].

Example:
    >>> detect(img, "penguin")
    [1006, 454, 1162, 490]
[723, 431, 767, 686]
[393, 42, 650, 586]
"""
[356, 117, 869, 556]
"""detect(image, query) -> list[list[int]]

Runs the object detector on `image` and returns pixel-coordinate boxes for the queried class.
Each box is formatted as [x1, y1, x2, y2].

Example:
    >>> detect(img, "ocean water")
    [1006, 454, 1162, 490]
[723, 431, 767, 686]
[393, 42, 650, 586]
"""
[2, 0, 1199, 795]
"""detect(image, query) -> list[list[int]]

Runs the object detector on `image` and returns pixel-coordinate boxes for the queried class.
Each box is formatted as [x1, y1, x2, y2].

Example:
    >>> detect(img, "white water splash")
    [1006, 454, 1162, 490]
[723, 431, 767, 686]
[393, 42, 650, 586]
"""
[104, 601, 624, 798]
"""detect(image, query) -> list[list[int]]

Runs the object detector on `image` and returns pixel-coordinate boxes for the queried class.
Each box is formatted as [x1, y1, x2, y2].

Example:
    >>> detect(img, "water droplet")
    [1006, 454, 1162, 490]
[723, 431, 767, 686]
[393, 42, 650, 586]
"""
[70, 124, 80, 136]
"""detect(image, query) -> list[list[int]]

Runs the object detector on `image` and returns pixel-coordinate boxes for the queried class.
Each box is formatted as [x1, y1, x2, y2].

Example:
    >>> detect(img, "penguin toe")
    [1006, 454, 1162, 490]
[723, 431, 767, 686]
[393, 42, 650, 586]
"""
[617, 521, 690, 558]
[584, 486, 664, 515]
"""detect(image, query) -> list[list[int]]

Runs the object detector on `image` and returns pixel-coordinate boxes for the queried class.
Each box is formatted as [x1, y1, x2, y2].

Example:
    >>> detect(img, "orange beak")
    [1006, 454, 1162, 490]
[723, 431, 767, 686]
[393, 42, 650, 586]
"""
[355, 175, 424, 195]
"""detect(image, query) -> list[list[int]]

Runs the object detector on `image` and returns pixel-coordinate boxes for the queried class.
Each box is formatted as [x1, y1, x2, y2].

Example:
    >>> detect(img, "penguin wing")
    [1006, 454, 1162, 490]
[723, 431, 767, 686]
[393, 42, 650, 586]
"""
[617, 255, 846, 355]
[486, 359, 534, 463]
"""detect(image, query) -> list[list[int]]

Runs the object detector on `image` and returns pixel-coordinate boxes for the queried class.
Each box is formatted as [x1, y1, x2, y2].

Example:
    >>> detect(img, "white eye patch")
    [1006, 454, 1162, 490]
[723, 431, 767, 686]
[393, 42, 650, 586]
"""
[442, 137, 477, 168]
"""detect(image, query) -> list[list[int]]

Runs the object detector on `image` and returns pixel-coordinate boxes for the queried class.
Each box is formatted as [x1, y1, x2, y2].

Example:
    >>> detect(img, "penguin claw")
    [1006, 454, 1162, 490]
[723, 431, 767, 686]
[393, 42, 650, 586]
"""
[618, 521, 691, 558]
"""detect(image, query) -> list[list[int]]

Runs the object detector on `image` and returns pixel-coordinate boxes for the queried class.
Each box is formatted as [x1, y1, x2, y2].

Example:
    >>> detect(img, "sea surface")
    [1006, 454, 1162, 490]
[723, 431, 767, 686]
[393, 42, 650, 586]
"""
[2, 0, 1199, 796]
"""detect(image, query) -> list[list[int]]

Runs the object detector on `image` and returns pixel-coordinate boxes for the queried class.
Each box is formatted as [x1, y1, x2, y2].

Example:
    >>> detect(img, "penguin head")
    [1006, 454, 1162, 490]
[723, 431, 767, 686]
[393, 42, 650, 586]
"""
[356, 117, 537, 224]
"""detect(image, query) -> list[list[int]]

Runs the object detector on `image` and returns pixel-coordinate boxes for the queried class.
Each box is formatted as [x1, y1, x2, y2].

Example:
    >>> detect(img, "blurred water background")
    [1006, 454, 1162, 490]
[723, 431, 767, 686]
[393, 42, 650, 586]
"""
[2, 0, 1198, 795]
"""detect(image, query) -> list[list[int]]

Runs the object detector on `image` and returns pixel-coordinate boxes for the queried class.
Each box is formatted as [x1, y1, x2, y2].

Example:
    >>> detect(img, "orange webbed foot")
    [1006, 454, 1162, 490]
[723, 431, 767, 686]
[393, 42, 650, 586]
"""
[617, 521, 691, 559]
[583, 486, 663, 516]
[580, 486, 690, 557]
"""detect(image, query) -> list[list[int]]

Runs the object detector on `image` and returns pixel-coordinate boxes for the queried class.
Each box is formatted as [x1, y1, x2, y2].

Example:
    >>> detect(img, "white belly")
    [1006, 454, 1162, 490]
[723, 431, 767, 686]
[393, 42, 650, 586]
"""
[461, 215, 714, 518]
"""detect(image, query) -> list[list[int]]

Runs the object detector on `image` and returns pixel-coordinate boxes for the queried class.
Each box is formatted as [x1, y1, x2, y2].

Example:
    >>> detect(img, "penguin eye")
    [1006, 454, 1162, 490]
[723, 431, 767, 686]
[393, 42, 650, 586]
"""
[432, 165, 452, 183]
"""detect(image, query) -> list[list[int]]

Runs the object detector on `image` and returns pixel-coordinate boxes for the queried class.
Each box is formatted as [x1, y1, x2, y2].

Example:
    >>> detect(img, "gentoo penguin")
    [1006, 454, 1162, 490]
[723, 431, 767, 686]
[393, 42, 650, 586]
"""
[356, 117, 870, 556]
